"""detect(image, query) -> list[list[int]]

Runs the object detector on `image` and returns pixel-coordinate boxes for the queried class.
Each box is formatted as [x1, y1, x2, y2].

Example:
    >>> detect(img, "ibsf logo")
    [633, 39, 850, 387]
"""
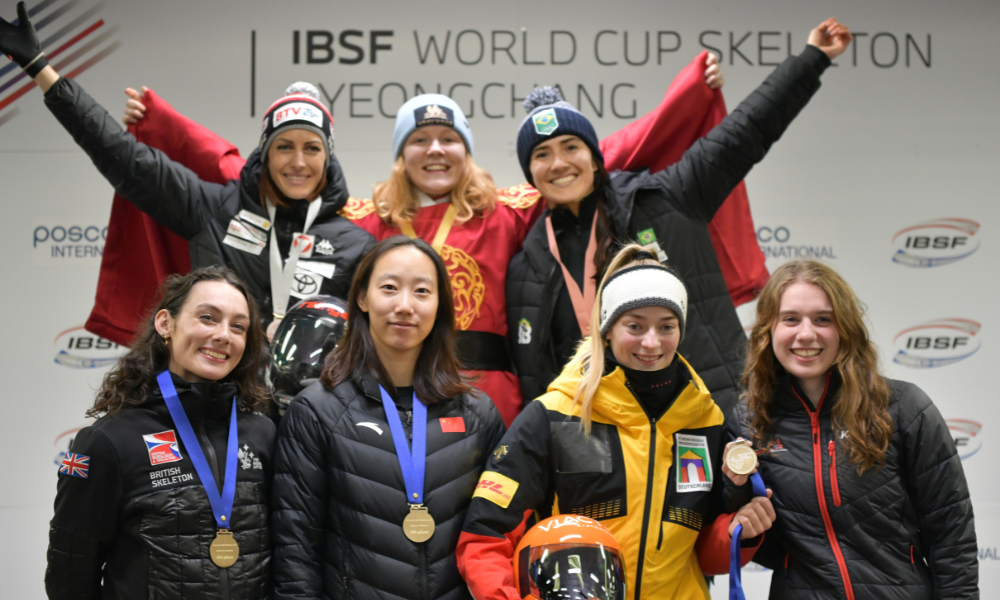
[893, 318, 981, 368]
[946, 419, 982, 461]
[891, 218, 980, 267]
[54, 326, 126, 369]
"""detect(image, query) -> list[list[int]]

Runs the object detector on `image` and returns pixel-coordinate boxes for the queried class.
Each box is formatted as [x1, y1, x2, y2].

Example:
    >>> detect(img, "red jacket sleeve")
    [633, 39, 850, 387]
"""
[695, 512, 763, 576]
[599, 51, 768, 307]
[457, 511, 532, 600]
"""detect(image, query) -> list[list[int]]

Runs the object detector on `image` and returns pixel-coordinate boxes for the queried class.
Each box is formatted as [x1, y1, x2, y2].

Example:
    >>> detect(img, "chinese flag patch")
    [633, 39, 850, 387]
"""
[439, 417, 466, 433]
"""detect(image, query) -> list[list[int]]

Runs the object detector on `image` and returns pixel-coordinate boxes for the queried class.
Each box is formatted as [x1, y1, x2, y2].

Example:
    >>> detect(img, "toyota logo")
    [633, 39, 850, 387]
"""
[294, 273, 319, 295]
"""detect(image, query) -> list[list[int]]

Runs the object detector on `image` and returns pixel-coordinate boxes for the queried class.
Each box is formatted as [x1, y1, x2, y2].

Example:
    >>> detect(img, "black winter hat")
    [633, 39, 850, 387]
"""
[516, 87, 604, 185]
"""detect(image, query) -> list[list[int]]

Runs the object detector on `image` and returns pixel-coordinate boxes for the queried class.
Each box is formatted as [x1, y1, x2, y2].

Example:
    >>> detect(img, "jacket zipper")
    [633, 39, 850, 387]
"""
[792, 383, 855, 600]
[633, 416, 657, 600]
[827, 440, 841, 507]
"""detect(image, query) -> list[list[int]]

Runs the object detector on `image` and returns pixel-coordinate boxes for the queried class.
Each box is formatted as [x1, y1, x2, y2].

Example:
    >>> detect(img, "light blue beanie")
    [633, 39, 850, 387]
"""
[391, 94, 474, 159]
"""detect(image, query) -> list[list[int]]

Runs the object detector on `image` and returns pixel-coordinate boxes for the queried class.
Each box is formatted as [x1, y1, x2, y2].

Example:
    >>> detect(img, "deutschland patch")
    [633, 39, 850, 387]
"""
[675, 433, 713, 493]
[473, 471, 519, 508]
[415, 104, 454, 128]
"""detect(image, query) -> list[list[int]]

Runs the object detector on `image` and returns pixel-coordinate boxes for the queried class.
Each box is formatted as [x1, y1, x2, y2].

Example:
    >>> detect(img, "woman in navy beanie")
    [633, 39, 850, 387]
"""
[507, 18, 853, 417]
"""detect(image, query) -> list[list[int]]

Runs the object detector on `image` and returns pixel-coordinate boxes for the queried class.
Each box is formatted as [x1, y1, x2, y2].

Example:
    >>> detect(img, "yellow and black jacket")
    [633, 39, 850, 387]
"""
[458, 355, 751, 600]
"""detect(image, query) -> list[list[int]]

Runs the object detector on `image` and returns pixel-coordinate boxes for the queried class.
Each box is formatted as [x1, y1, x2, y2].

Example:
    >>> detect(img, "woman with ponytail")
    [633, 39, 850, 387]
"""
[457, 244, 775, 600]
[724, 260, 978, 599]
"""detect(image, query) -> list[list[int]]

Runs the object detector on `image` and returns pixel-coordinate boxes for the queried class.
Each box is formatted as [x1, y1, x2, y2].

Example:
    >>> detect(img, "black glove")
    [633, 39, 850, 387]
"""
[0, 2, 48, 77]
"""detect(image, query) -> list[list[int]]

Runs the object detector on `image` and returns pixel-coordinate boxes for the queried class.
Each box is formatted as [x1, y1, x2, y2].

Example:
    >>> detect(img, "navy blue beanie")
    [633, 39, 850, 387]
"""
[516, 87, 604, 185]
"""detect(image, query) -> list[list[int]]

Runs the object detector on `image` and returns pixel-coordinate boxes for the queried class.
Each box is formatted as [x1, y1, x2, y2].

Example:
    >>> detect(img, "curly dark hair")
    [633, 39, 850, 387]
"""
[88, 266, 269, 417]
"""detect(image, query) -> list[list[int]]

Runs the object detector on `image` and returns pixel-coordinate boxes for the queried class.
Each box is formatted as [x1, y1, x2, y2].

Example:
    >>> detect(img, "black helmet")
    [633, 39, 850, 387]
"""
[268, 296, 348, 415]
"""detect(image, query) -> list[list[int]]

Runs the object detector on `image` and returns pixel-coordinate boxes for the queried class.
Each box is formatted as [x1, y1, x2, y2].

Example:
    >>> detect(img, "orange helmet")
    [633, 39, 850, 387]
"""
[513, 515, 626, 600]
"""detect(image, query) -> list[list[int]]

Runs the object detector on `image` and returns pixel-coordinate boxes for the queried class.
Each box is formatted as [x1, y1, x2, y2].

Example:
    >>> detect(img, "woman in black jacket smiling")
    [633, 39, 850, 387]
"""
[46, 266, 275, 600]
[507, 18, 852, 415]
[728, 260, 977, 599]
[271, 236, 505, 600]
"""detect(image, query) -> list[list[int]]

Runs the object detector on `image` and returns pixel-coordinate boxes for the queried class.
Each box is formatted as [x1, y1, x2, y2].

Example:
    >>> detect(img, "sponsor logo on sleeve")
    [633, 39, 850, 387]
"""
[893, 318, 981, 368]
[143, 430, 183, 466]
[473, 471, 520, 508]
[675, 433, 713, 493]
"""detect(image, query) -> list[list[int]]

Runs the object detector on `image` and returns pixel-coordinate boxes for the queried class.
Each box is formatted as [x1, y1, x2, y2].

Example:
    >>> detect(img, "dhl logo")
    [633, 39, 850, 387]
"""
[476, 479, 511, 499]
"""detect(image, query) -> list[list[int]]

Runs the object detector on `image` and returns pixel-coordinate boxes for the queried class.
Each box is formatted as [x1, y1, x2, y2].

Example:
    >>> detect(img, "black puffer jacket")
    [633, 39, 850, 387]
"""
[45, 375, 276, 600]
[44, 77, 375, 325]
[272, 373, 506, 600]
[507, 46, 832, 415]
[726, 372, 978, 599]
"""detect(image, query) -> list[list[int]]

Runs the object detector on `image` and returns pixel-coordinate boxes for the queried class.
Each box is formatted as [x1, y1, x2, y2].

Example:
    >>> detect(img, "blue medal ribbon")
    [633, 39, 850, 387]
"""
[379, 385, 427, 504]
[157, 371, 239, 529]
[729, 471, 768, 600]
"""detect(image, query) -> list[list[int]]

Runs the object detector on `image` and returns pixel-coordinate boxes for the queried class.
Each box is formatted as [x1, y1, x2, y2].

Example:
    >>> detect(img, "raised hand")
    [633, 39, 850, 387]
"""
[704, 52, 724, 90]
[123, 86, 149, 125]
[808, 18, 853, 60]
[0, 1, 47, 75]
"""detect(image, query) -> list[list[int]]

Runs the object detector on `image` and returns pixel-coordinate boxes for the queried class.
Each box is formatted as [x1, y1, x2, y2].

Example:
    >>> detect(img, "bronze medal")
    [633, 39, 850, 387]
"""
[210, 529, 240, 568]
[402, 504, 435, 543]
[725, 440, 758, 476]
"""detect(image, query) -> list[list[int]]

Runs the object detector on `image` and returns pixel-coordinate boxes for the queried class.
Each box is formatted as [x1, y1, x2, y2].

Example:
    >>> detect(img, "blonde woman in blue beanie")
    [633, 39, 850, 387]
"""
[507, 18, 853, 419]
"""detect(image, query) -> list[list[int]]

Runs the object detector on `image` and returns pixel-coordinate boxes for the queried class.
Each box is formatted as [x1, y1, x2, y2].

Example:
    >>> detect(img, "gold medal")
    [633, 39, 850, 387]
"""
[402, 504, 435, 543]
[210, 529, 240, 568]
[725, 440, 758, 476]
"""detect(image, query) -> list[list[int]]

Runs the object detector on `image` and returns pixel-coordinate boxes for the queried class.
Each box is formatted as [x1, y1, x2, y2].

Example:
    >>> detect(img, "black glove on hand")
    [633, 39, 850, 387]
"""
[0, 2, 48, 77]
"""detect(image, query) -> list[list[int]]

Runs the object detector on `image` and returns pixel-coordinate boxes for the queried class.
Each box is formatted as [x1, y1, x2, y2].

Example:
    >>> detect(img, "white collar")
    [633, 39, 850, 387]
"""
[415, 189, 451, 208]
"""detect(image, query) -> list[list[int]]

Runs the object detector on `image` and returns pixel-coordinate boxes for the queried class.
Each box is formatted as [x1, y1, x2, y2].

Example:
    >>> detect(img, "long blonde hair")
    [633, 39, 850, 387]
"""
[743, 260, 893, 473]
[566, 243, 664, 434]
[372, 154, 497, 226]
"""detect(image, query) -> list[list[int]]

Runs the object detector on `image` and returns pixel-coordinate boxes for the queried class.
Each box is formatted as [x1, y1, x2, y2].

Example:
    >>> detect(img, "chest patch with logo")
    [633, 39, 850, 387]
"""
[675, 433, 713, 493]
[144, 430, 183, 466]
[238, 444, 263, 470]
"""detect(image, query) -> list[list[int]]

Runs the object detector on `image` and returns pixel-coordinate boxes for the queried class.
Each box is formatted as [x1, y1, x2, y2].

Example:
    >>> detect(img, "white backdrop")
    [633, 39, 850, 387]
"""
[0, 0, 997, 597]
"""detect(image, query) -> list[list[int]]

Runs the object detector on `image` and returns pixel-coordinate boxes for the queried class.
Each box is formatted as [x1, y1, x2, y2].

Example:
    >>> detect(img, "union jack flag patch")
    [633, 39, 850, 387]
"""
[59, 453, 90, 479]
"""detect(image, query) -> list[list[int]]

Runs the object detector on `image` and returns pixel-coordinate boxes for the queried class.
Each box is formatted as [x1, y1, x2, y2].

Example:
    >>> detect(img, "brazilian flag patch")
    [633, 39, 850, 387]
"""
[637, 228, 657, 245]
[532, 108, 559, 135]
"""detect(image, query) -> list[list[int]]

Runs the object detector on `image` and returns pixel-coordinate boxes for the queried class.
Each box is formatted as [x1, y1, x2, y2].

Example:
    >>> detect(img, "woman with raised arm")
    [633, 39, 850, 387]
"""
[271, 236, 506, 600]
[0, 2, 374, 342]
[110, 53, 731, 427]
[458, 244, 775, 600]
[507, 18, 853, 416]
[45, 266, 275, 600]
[724, 260, 978, 599]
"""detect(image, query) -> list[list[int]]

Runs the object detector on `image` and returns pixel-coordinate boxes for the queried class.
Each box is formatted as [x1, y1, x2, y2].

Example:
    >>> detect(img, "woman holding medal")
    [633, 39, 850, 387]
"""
[45, 266, 275, 599]
[0, 2, 374, 343]
[458, 244, 775, 600]
[271, 236, 506, 600]
[723, 260, 978, 599]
